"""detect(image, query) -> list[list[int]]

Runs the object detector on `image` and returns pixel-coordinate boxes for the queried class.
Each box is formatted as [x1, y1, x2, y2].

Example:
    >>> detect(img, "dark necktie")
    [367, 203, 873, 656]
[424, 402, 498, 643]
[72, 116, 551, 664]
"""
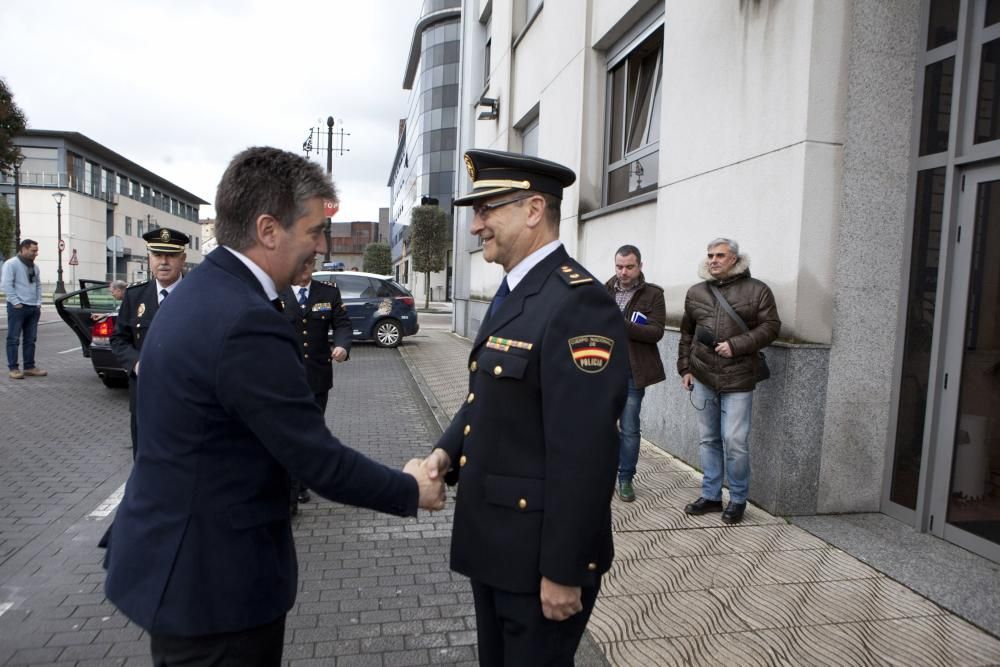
[489, 277, 510, 319]
[298, 287, 308, 307]
[159, 289, 168, 302]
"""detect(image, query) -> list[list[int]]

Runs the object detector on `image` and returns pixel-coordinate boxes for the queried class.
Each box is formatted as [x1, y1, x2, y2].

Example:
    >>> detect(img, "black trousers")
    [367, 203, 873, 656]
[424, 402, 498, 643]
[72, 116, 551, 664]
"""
[150, 614, 285, 667]
[471, 579, 600, 667]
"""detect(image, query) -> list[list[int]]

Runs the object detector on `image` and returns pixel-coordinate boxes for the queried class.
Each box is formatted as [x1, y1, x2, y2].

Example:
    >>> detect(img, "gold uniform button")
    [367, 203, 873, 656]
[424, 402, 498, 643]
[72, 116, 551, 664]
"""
[303, 342, 309, 347]
[587, 562, 597, 571]
[464, 425, 471, 436]
[302, 330, 308, 335]
[470, 361, 478, 372]
[467, 393, 475, 404]
[301, 318, 307, 324]
[494, 365, 503, 376]
[304, 353, 309, 359]
[459, 455, 467, 467]
[518, 498, 528, 510]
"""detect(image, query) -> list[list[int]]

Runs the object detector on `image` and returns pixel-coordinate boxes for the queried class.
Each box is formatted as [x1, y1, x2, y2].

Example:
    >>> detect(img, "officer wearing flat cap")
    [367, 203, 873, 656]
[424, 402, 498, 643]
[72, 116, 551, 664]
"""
[111, 227, 189, 458]
[424, 149, 628, 665]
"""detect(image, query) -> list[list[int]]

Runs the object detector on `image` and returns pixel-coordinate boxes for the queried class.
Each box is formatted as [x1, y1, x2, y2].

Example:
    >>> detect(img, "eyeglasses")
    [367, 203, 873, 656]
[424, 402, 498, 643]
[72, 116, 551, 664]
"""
[471, 194, 535, 218]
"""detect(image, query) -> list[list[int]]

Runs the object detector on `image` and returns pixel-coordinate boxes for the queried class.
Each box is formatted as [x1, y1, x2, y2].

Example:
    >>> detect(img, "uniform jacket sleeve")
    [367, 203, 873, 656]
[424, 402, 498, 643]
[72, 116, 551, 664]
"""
[329, 285, 353, 354]
[110, 288, 140, 375]
[538, 287, 627, 586]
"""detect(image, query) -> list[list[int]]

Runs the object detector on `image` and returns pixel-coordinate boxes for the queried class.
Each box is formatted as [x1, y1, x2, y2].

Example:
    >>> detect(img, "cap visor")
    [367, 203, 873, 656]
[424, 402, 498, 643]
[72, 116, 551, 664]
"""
[453, 187, 519, 206]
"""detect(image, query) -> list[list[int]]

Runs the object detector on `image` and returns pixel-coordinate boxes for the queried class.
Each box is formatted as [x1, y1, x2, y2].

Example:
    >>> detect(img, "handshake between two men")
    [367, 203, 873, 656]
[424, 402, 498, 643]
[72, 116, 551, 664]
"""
[402, 449, 451, 512]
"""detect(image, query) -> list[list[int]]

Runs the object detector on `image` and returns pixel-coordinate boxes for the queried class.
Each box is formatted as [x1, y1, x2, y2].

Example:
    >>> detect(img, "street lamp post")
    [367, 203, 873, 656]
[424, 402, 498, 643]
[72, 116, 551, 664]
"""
[13, 154, 24, 250]
[324, 116, 334, 264]
[52, 192, 66, 296]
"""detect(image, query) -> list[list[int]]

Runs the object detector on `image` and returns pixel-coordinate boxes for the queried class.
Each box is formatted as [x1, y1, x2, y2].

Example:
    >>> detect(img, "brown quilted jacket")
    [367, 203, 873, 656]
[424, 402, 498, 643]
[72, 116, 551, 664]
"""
[677, 256, 781, 392]
[604, 275, 667, 389]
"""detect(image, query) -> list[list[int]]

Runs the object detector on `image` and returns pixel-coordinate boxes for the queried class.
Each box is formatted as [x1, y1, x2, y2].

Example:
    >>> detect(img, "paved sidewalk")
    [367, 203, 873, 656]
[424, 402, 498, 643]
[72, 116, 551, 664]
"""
[399, 329, 1000, 667]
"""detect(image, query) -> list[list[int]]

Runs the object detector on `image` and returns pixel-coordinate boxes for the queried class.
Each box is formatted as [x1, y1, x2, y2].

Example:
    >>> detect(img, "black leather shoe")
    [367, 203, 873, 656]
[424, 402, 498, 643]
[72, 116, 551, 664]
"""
[722, 501, 746, 524]
[684, 497, 723, 515]
[297, 488, 311, 504]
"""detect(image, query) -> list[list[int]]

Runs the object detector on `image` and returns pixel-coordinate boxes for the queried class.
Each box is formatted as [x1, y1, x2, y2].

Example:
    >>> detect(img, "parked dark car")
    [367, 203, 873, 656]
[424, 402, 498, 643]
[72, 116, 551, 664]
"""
[312, 271, 418, 348]
[54, 279, 128, 388]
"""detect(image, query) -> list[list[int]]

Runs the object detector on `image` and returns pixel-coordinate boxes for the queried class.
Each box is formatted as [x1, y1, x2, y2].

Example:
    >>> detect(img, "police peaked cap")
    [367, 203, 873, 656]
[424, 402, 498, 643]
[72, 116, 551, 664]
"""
[143, 227, 190, 254]
[454, 149, 576, 206]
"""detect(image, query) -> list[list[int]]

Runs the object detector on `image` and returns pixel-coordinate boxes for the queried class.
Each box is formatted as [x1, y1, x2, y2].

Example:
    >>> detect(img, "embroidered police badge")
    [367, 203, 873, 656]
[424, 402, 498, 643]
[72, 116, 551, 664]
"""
[568, 335, 614, 373]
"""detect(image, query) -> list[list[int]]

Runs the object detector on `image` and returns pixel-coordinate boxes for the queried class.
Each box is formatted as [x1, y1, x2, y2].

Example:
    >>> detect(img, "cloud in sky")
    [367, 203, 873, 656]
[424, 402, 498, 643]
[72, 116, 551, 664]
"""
[0, 0, 420, 221]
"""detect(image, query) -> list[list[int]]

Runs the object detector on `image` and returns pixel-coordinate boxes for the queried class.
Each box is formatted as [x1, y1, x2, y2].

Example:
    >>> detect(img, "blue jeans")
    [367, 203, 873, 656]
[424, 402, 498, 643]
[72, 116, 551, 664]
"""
[693, 379, 754, 504]
[6, 303, 41, 371]
[617, 375, 645, 482]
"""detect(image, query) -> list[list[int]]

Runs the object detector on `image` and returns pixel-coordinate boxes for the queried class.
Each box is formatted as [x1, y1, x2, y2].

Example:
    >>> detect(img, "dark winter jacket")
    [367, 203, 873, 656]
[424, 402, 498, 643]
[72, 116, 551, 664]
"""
[605, 274, 666, 389]
[677, 256, 781, 392]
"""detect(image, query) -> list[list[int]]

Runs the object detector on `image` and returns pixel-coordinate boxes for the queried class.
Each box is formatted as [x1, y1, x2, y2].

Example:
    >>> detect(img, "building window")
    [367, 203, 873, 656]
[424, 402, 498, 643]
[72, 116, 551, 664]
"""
[604, 22, 663, 206]
[125, 216, 132, 236]
[137, 219, 145, 237]
[195, 237, 199, 250]
[520, 116, 539, 156]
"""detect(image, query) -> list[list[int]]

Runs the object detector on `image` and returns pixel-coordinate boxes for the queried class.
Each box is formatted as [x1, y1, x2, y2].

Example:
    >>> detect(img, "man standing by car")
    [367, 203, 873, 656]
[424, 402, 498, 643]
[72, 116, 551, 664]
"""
[605, 244, 666, 503]
[678, 237, 780, 525]
[2, 239, 46, 380]
[110, 227, 188, 458]
[423, 149, 628, 665]
[280, 258, 352, 505]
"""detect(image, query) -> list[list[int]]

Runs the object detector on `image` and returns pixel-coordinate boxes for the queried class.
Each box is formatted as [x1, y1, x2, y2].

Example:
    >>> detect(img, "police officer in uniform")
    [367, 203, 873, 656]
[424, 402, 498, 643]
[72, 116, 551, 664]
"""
[280, 258, 352, 506]
[110, 227, 189, 458]
[424, 149, 628, 665]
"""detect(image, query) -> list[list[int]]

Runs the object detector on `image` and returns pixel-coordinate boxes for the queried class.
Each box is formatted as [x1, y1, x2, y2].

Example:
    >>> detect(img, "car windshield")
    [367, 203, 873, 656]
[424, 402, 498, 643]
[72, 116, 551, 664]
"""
[59, 286, 119, 313]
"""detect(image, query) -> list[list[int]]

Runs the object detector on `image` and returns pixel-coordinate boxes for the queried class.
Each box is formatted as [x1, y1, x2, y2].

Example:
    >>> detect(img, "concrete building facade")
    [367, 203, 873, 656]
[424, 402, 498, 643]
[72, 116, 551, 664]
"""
[451, 0, 1000, 563]
[2, 130, 206, 287]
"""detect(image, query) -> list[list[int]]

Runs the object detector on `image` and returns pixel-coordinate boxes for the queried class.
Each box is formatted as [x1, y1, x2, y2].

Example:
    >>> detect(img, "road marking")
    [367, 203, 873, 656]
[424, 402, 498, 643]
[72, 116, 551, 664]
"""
[89, 483, 126, 519]
[0, 602, 12, 618]
[59, 346, 82, 354]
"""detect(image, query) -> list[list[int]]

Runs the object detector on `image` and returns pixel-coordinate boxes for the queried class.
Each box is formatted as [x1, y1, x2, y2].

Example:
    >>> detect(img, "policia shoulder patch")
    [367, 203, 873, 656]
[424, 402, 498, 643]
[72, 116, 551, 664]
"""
[568, 335, 614, 373]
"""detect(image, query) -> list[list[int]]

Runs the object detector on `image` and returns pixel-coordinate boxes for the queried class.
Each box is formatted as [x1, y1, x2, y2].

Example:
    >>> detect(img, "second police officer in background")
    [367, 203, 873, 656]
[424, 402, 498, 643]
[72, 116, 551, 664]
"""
[280, 258, 352, 507]
[110, 227, 189, 459]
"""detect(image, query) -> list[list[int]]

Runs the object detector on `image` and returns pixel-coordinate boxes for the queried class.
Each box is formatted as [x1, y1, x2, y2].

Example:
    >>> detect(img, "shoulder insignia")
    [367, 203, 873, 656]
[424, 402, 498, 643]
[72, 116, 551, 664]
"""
[555, 264, 593, 287]
[127, 280, 149, 289]
[568, 335, 614, 373]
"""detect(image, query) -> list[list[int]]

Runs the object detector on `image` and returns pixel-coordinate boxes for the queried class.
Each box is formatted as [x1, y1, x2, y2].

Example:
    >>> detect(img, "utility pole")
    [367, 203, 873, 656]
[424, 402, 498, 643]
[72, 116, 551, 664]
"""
[301, 117, 351, 264]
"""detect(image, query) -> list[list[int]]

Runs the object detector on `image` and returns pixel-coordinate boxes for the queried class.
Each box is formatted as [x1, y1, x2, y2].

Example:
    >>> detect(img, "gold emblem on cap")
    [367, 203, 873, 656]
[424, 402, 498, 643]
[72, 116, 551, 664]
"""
[137, 303, 146, 317]
[160, 228, 170, 242]
[464, 154, 476, 180]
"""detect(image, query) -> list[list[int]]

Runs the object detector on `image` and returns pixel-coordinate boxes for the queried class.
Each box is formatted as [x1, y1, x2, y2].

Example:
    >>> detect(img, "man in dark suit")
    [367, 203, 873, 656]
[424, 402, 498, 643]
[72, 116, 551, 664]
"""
[425, 149, 628, 666]
[104, 146, 445, 666]
[110, 227, 189, 459]
[281, 258, 352, 505]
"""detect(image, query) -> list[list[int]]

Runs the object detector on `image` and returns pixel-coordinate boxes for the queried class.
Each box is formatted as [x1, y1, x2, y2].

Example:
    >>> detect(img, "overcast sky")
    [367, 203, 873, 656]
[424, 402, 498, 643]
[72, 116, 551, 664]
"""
[0, 0, 420, 221]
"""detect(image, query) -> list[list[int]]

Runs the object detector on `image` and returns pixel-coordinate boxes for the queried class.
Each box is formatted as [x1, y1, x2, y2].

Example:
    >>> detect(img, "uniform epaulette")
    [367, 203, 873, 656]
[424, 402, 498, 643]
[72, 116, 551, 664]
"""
[126, 280, 149, 289]
[555, 263, 594, 287]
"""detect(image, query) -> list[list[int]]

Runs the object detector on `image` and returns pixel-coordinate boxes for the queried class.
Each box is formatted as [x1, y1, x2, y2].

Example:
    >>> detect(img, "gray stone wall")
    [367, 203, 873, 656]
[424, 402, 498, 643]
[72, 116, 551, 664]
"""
[642, 330, 830, 515]
[816, 0, 920, 513]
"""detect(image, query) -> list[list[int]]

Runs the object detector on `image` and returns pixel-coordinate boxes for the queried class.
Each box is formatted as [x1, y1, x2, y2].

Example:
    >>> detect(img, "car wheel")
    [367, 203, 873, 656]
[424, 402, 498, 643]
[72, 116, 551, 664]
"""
[101, 375, 129, 389]
[374, 319, 402, 348]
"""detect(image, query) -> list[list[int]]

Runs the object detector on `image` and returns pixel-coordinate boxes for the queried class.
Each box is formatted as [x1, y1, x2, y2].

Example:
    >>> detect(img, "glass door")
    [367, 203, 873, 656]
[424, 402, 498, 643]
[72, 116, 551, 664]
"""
[929, 165, 1000, 562]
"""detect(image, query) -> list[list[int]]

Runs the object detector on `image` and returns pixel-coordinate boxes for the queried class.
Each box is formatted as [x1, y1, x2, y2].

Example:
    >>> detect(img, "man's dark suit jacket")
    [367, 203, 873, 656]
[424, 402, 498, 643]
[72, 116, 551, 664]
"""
[110, 280, 160, 377]
[280, 279, 352, 394]
[104, 247, 418, 636]
[436, 245, 628, 594]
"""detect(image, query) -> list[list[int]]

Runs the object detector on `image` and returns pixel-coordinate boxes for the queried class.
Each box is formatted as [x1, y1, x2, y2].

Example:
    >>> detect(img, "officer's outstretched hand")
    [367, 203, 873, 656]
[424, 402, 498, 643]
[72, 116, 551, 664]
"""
[540, 577, 583, 621]
[423, 448, 451, 480]
[404, 458, 446, 511]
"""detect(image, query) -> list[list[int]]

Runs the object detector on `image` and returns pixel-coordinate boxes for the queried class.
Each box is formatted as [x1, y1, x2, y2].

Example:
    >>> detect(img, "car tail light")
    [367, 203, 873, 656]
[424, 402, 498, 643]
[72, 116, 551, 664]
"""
[396, 296, 414, 307]
[91, 317, 115, 343]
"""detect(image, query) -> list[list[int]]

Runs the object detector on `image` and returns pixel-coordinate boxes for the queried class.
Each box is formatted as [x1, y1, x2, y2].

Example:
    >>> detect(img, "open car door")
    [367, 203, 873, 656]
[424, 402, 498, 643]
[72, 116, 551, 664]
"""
[53, 280, 119, 358]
